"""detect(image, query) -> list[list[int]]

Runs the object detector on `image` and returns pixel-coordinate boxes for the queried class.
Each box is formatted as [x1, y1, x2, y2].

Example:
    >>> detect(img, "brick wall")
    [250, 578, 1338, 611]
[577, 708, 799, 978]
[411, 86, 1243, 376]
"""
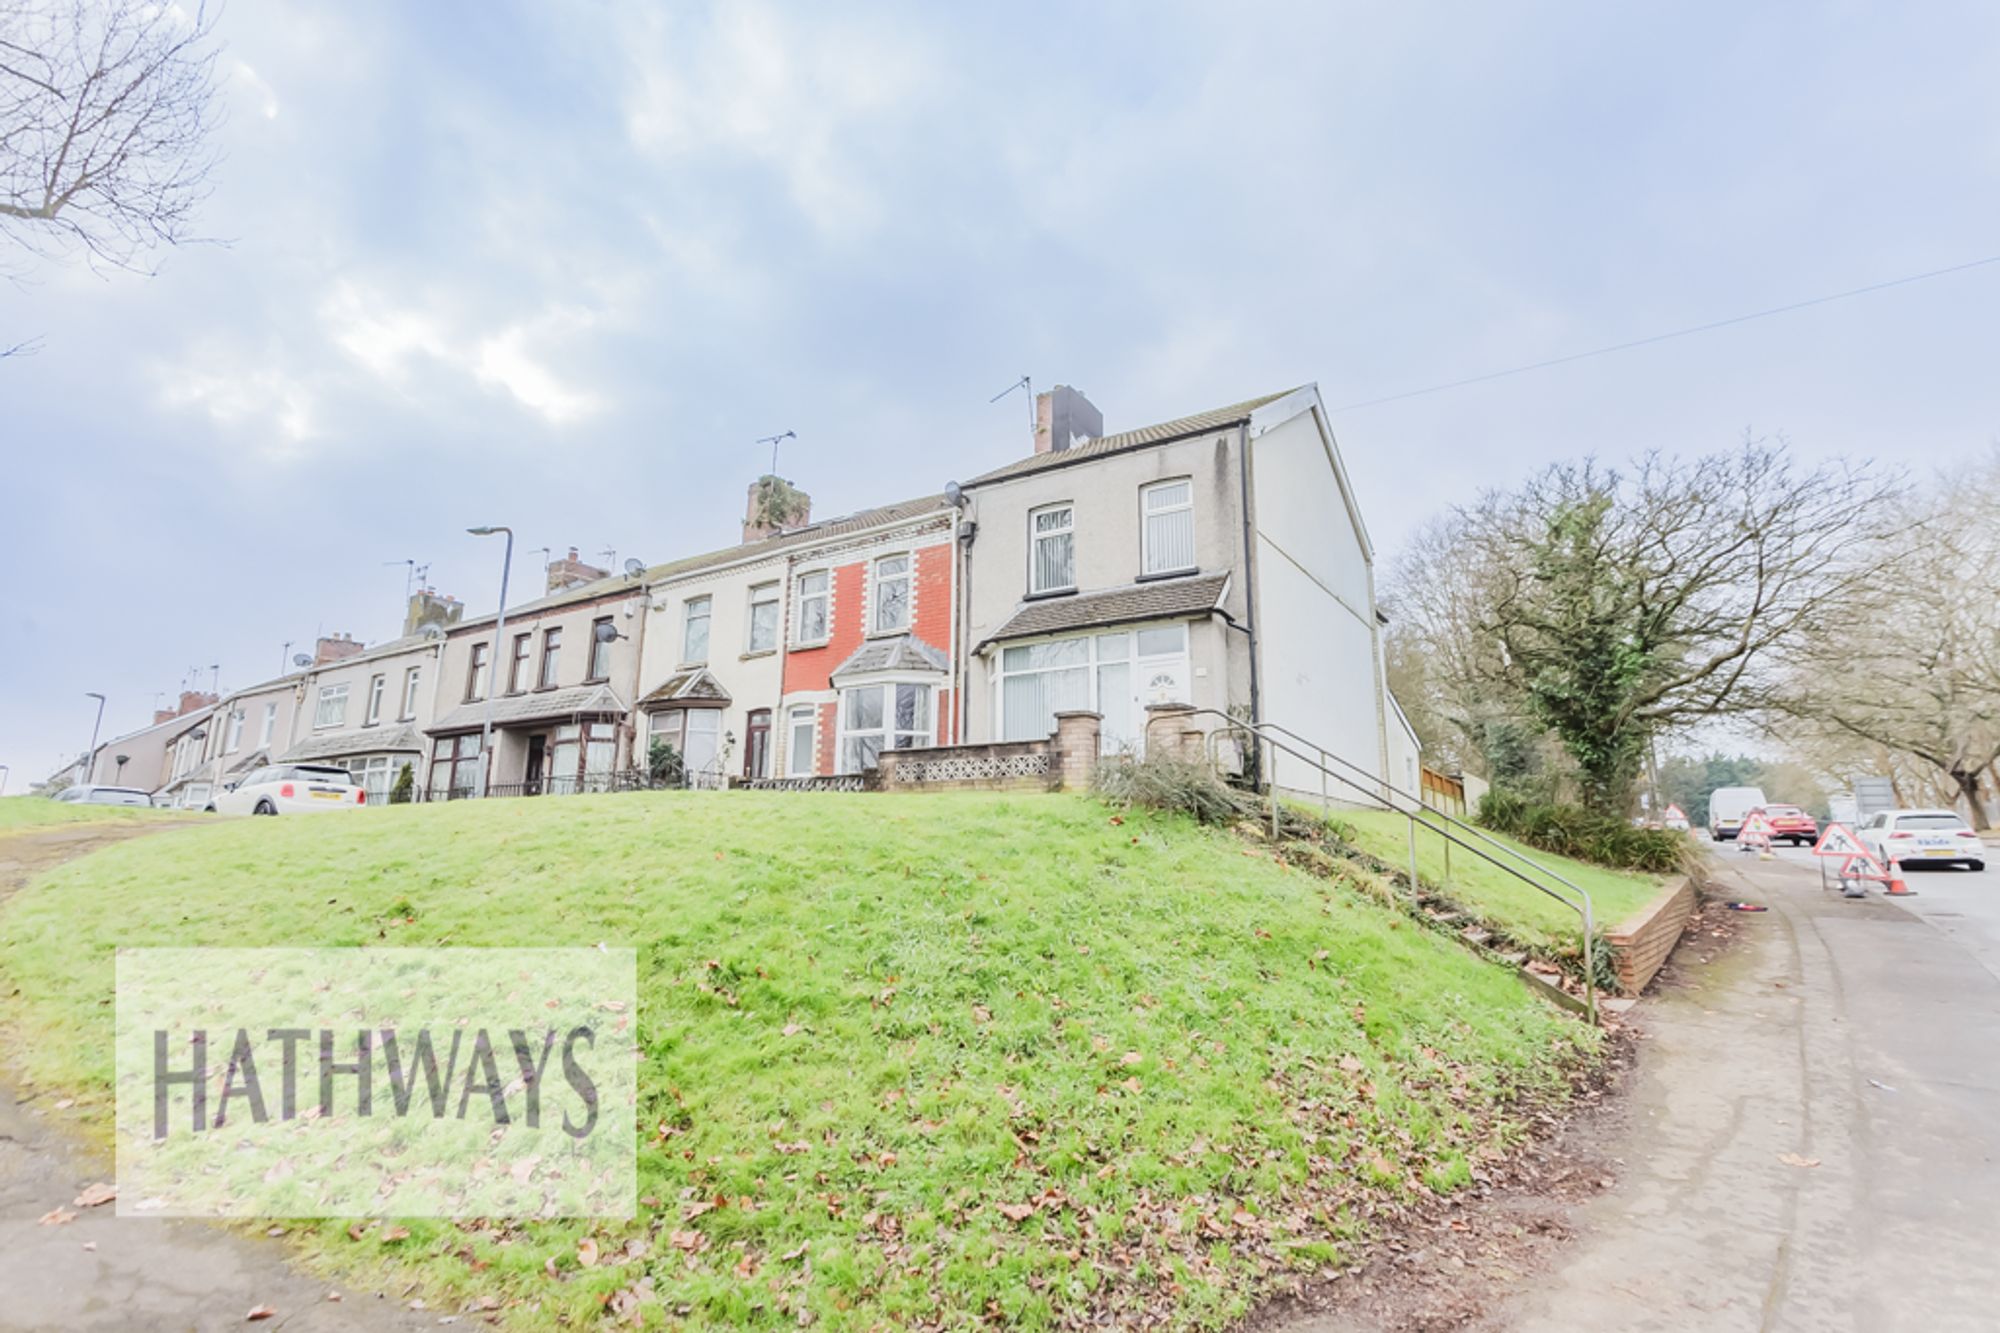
[1605, 876, 1698, 996]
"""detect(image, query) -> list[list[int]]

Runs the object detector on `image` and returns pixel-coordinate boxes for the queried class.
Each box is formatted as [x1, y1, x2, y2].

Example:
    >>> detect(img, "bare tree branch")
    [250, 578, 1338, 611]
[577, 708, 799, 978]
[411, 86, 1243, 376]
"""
[1, 0, 223, 276]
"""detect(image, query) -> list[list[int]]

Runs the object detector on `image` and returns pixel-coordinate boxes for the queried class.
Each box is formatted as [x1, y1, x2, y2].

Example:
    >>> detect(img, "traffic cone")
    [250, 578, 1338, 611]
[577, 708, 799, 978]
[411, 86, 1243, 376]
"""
[1885, 857, 1915, 897]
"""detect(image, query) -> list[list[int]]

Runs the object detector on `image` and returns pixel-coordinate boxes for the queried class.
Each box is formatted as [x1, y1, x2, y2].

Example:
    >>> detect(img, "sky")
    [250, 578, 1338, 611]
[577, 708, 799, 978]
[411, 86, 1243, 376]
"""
[4, 0, 1998, 783]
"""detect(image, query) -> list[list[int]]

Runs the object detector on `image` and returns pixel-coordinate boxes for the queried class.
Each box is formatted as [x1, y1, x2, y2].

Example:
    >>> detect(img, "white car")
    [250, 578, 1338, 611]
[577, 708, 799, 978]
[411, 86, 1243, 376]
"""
[1857, 809, 1986, 871]
[210, 764, 367, 816]
[52, 784, 154, 807]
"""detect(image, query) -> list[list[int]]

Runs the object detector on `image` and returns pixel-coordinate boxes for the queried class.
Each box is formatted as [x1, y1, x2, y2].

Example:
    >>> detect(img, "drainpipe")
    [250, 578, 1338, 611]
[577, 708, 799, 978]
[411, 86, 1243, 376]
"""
[1234, 422, 1265, 788]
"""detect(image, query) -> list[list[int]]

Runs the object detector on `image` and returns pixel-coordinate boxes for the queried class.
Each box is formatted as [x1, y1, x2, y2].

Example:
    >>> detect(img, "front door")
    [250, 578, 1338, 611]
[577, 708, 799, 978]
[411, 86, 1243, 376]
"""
[524, 734, 546, 795]
[744, 709, 772, 780]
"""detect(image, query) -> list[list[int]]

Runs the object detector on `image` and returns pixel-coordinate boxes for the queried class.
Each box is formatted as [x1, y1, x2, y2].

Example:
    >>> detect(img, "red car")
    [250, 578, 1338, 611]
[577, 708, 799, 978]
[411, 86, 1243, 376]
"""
[1754, 805, 1819, 846]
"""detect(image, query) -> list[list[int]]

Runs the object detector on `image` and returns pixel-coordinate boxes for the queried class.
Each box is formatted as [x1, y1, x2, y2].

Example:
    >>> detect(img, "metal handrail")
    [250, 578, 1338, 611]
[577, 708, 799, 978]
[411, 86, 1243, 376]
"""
[1180, 710, 1596, 1024]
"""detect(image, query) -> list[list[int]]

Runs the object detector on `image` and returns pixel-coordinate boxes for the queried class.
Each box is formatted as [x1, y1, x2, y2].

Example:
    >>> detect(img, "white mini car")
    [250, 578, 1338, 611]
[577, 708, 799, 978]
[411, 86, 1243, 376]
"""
[1857, 809, 1985, 871]
[210, 764, 366, 816]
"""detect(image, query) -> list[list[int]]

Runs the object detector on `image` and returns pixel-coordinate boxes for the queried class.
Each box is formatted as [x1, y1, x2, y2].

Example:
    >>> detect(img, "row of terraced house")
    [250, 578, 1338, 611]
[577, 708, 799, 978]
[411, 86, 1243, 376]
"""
[64, 385, 1424, 807]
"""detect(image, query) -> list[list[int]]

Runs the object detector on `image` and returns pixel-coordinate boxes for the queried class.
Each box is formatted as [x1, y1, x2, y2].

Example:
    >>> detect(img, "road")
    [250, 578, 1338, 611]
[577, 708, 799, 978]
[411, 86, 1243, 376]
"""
[1489, 841, 2000, 1332]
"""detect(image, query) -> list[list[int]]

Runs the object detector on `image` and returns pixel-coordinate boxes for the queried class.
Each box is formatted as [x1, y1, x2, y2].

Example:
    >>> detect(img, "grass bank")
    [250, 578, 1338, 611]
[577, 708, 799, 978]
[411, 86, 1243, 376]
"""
[0, 794, 173, 835]
[0, 791, 1592, 1329]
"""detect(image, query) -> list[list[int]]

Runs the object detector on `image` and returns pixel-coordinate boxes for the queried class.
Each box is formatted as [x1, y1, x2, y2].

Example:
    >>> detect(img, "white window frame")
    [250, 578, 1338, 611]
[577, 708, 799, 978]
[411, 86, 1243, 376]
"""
[1140, 478, 1196, 576]
[787, 705, 818, 776]
[260, 701, 277, 748]
[225, 708, 245, 753]
[993, 621, 1190, 749]
[836, 677, 936, 773]
[1028, 503, 1076, 595]
[747, 583, 780, 655]
[401, 666, 422, 720]
[682, 596, 712, 665]
[313, 683, 349, 730]
[794, 570, 830, 645]
[871, 553, 912, 635]
[365, 674, 386, 725]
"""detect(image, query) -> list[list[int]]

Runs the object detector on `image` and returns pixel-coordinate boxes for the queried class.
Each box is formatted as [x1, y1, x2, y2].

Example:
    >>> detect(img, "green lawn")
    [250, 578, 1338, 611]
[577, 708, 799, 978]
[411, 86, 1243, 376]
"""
[0, 794, 172, 834]
[0, 791, 1592, 1329]
[1335, 809, 1664, 954]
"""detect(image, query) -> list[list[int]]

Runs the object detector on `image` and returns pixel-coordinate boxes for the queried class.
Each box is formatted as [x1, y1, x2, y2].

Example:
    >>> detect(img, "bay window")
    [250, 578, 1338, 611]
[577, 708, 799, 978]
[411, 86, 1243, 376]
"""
[995, 623, 1188, 751]
[649, 708, 722, 784]
[839, 681, 933, 772]
[429, 733, 482, 799]
[1141, 479, 1195, 575]
[1030, 504, 1075, 594]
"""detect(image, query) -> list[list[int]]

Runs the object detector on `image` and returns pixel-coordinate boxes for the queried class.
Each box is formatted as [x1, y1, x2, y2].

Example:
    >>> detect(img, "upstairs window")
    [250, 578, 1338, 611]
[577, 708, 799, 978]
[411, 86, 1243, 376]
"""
[587, 617, 615, 680]
[1141, 479, 1195, 575]
[508, 633, 532, 693]
[747, 583, 780, 654]
[226, 709, 245, 752]
[539, 626, 563, 688]
[794, 571, 829, 644]
[401, 666, 422, 719]
[260, 702, 278, 747]
[682, 596, 711, 664]
[315, 683, 350, 729]
[465, 643, 489, 701]
[365, 673, 385, 724]
[1030, 504, 1075, 594]
[872, 554, 911, 634]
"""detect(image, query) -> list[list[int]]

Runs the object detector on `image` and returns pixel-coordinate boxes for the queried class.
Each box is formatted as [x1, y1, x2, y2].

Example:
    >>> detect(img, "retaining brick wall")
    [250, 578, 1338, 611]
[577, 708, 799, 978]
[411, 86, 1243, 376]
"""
[1605, 876, 1698, 996]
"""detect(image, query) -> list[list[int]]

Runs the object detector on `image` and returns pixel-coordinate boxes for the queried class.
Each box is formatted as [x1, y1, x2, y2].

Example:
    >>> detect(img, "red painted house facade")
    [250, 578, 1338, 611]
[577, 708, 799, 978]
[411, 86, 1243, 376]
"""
[776, 508, 957, 777]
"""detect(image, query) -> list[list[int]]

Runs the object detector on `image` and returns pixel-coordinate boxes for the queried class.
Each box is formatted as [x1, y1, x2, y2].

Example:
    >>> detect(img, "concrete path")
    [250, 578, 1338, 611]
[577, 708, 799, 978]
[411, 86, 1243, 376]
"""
[1490, 848, 2000, 1332]
[0, 822, 429, 1331]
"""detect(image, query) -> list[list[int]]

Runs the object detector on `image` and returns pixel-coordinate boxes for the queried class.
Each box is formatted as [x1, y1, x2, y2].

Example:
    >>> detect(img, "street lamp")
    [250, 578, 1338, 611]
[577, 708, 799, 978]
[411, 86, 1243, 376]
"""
[0, 763, 10, 796]
[467, 526, 514, 797]
[83, 692, 107, 788]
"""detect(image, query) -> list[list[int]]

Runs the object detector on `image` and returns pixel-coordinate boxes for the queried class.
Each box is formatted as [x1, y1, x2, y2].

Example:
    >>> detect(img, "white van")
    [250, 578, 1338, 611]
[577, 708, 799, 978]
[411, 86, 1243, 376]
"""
[1708, 786, 1768, 841]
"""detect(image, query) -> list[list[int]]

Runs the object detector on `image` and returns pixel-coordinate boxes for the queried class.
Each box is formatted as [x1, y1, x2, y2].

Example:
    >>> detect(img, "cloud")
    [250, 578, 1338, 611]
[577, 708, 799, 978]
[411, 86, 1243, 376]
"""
[155, 343, 320, 451]
[619, 2, 936, 235]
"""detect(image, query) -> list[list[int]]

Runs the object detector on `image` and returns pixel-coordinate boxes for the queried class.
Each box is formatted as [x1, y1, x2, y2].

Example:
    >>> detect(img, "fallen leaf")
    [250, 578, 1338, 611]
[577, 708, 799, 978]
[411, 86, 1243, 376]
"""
[781, 1023, 802, 1037]
[996, 1202, 1037, 1222]
[38, 1208, 75, 1226]
[774, 1140, 812, 1156]
[381, 1226, 411, 1243]
[669, 1229, 708, 1253]
[1119, 1051, 1142, 1066]
[577, 1236, 600, 1267]
[246, 1306, 277, 1322]
[1778, 1153, 1821, 1169]
[72, 1182, 116, 1208]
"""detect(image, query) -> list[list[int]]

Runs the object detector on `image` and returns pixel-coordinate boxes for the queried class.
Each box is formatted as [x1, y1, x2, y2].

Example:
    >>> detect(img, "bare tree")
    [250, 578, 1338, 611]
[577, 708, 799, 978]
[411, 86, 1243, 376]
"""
[1, 0, 222, 275]
[1404, 438, 1897, 813]
[1775, 451, 2000, 826]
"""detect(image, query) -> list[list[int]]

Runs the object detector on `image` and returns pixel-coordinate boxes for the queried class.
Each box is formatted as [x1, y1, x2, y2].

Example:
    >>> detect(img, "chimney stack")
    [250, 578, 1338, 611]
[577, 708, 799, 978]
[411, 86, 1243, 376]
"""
[314, 632, 364, 666]
[742, 476, 812, 543]
[1032, 385, 1104, 455]
[176, 689, 218, 716]
[404, 587, 465, 637]
[546, 546, 609, 593]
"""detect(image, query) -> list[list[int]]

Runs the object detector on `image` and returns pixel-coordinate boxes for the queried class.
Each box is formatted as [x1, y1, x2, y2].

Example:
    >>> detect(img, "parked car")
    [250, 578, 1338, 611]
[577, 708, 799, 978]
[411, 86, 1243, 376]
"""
[1707, 786, 1768, 841]
[52, 784, 154, 807]
[209, 764, 366, 816]
[1857, 809, 1986, 871]
[1754, 804, 1819, 846]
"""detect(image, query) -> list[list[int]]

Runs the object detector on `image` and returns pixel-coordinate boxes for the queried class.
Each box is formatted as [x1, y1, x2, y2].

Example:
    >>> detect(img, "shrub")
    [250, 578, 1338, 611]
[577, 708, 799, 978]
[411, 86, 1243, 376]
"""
[1094, 754, 1247, 826]
[647, 738, 683, 786]
[389, 762, 415, 805]
[1477, 788, 1689, 873]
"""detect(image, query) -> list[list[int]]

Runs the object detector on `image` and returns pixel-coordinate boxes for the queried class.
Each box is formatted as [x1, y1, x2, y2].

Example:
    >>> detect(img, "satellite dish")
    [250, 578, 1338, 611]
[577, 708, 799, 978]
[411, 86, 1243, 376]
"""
[944, 481, 963, 507]
[593, 620, 621, 644]
[623, 557, 645, 579]
[292, 653, 312, 668]
[421, 624, 446, 640]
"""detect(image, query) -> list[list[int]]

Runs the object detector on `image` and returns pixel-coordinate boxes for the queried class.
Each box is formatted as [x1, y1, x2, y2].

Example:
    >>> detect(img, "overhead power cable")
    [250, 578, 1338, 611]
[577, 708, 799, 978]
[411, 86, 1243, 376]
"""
[1330, 252, 2000, 413]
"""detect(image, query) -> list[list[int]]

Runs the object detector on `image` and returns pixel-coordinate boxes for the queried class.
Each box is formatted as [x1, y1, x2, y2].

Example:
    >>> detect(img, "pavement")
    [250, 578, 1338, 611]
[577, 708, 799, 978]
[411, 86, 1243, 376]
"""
[0, 823, 429, 1332]
[1488, 840, 2000, 1332]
